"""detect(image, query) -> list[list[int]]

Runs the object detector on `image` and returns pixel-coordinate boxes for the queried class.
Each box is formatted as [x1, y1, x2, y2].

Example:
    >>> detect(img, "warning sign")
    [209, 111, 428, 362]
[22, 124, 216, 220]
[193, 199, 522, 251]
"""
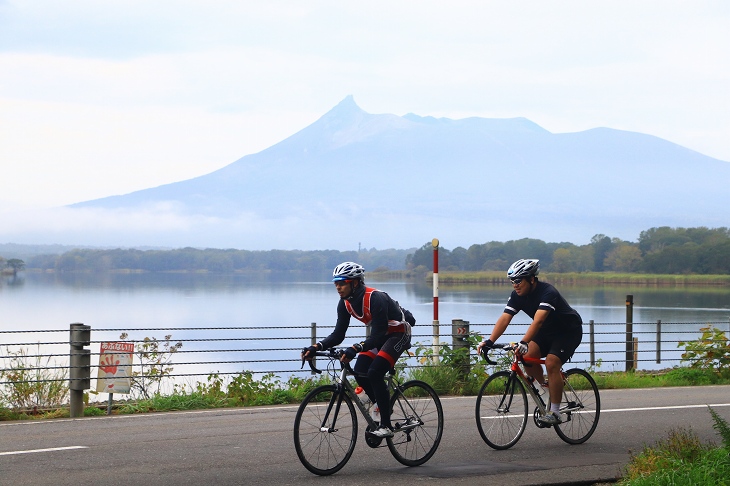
[96, 342, 134, 394]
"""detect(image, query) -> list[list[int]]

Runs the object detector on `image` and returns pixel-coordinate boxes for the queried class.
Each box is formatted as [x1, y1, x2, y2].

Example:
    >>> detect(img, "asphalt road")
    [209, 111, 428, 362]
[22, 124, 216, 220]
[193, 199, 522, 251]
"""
[1, 385, 729, 486]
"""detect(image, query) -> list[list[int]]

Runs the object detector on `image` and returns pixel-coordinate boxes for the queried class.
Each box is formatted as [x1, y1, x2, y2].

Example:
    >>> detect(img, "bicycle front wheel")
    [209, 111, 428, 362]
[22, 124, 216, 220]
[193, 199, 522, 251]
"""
[293, 385, 357, 476]
[387, 380, 444, 466]
[475, 370, 528, 450]
[554, 368, 600, 445]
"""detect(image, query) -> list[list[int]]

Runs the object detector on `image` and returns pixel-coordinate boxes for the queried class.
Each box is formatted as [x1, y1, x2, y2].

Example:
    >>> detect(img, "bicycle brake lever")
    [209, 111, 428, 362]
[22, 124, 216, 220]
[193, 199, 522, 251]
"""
[301, 352, 322, 374]
[309, 355, 322, 374]
[484, 351, 498, 366]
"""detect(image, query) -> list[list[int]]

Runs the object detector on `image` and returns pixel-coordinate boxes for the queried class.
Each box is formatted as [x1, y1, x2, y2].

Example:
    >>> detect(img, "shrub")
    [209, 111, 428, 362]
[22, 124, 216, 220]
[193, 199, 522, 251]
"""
[119, 333, 183, 399]
[679, 326, 730, 375]
[408, 333, 489, 395]
[0, 346, 69, 410]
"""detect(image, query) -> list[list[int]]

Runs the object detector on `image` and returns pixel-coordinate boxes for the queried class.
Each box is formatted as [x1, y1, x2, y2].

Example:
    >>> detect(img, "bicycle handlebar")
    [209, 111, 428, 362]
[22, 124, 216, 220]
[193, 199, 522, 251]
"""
[481, 342, 513, 366]
[301, 348, 355, 375]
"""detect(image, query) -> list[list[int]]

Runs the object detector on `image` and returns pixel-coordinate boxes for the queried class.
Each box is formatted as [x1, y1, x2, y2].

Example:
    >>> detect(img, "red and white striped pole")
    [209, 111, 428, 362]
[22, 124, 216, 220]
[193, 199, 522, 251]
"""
[432, 238, 440, 363]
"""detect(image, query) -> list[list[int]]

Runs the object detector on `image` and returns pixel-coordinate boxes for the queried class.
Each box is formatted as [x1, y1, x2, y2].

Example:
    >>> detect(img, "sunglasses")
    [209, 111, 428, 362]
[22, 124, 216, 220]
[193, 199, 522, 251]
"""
[510, 277, 524, 286]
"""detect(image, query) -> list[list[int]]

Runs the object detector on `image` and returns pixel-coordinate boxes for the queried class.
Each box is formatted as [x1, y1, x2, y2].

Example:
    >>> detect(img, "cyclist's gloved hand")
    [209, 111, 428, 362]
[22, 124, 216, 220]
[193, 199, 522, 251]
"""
[478, 339, 494, 358]
[342, 346, 358, 361]
[516, 341, 529, 355]
[302, 345, 318, 360]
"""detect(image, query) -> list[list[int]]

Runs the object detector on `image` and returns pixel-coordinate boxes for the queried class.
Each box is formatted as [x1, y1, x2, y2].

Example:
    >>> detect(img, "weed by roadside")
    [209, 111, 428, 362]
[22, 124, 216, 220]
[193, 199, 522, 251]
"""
[0, 346, 68, 411]
[618, 407, 730, 486]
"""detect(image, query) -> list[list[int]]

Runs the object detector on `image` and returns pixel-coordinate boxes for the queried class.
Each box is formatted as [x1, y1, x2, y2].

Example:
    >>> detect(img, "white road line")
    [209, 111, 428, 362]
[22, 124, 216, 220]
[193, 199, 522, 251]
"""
[0, 446, 88, 456]
[601, 403, 730, 413]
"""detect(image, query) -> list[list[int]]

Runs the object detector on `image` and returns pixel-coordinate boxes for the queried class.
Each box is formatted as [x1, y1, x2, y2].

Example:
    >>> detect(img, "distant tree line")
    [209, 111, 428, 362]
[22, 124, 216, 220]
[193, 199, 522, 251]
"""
[407, 226, 730, 275]
[22, 247, 414, 274]
[8, 226, 730, 275]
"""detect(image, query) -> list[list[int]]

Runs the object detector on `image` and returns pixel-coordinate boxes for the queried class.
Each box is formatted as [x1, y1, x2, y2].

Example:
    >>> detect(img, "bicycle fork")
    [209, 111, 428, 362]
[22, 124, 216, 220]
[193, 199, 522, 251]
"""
[319, 368, 378, 433]
[320, 386, 346, 433]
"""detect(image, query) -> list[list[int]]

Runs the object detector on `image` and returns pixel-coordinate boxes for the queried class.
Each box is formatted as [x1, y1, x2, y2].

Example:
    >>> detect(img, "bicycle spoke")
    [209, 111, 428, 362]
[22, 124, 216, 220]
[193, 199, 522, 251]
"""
[294, 385, 357, 475]
[554, 368, 600, 445]
[475, 371, 528, 450]
[387, 380, 444, 466]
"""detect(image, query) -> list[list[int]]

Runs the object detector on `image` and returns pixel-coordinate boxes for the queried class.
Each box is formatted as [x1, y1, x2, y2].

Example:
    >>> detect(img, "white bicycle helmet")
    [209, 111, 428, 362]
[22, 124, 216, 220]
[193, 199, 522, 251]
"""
[507, 259, 540, 280]
[332, 261, 365, 281]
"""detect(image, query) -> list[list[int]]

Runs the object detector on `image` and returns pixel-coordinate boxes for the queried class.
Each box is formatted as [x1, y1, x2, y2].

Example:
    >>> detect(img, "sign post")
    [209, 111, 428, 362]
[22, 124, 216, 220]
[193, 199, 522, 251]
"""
[97, 342, 134, 413]
[432, 238, 440, 364]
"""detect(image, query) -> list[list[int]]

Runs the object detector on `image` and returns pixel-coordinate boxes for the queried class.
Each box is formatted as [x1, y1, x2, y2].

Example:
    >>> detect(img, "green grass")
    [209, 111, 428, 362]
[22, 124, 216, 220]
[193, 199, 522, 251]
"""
[618, 410, 730, 486]
[594, 367, 730, 389]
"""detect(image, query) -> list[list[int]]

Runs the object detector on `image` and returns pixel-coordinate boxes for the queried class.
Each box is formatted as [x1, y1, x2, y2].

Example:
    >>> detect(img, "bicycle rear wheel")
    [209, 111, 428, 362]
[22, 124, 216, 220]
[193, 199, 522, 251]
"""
[475, 371, 528, 450]
[387, 380, 444, 466]
[293, 385, 357, 475]
[554, 368, 600, 445]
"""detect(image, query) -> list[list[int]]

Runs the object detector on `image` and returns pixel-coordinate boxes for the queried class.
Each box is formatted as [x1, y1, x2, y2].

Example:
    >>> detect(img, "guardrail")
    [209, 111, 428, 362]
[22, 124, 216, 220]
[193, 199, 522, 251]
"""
[2, 319, 729, 417]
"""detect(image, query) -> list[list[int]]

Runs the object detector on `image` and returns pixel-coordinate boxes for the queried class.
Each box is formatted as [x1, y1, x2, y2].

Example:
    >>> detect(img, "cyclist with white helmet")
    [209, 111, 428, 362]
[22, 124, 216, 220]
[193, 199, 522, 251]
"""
[477, 259, 583, 425]
[301, 261, 416, 438]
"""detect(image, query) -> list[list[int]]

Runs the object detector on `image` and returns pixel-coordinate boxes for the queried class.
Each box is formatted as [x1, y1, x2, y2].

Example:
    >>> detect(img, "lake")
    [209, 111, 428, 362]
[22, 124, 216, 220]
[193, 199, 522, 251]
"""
[2, 272, 729, 381]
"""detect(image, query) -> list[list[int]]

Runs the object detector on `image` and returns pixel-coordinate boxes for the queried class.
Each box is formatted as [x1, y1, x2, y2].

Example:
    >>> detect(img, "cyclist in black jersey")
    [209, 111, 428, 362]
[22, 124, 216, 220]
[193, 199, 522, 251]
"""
[477, 259, 583, 425]
[301, 261, 415, 438]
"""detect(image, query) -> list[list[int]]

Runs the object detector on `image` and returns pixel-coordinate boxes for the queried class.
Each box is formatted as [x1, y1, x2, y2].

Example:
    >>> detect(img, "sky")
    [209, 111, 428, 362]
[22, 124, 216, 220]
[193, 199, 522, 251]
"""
[0, 1, 729, 247]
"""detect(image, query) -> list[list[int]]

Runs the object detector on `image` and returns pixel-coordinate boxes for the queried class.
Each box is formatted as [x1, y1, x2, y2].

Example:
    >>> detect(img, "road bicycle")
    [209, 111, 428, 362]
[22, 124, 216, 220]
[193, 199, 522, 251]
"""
[294, 348, 444, 475]
[475, 343, 600, 450]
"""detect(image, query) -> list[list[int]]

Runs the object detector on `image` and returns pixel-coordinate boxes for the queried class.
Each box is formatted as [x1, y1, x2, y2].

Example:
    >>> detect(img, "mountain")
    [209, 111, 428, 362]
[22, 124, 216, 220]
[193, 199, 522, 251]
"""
[65, 96, 730, 250]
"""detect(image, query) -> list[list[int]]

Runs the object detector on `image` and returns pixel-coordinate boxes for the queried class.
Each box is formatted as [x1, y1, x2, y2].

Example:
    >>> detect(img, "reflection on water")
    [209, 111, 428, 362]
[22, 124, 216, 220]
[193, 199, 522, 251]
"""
[2, 273, 729, 375]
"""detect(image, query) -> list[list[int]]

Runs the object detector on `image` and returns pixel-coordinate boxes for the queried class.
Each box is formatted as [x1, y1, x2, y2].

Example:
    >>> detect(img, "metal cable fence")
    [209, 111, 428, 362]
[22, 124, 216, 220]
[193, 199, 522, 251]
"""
[2, 320, 729, 384]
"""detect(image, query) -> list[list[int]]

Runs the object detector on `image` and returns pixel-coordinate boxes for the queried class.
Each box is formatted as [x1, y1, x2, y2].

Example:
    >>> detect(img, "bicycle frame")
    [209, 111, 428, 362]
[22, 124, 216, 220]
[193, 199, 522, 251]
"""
[477, 342, 601, 449]
[320, 363, 380, 432]
[306, 349, 419, 434]
[295, 348, 445, 475]
[509, 355, 551, 414]
[487, 343, 567, 413]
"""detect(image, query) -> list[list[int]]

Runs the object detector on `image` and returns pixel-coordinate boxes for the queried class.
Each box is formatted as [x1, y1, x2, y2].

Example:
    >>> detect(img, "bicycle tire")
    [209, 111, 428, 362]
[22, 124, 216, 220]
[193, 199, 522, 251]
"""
[293, 384, 357, 475]
[386, 380, 444, 466]
[554, 368, 600, 445]
[475, 370, 528, 450]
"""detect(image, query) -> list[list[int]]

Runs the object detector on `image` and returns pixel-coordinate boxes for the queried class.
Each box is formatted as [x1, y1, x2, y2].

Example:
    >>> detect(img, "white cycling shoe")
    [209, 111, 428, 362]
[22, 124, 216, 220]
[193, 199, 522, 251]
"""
[538, 411, 563, 425]
[370, 425, 394, 438]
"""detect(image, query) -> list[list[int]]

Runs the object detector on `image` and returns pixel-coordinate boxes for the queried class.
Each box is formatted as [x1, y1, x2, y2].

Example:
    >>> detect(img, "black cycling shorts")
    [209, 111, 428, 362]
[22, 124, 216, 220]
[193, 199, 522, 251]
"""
[532, 324, 582, 364]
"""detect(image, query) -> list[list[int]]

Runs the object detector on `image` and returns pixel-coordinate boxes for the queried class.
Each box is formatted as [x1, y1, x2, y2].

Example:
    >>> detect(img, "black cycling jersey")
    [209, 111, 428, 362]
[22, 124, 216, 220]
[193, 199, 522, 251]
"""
[320, 283, 411, 351]
[504, 280, 582, 332]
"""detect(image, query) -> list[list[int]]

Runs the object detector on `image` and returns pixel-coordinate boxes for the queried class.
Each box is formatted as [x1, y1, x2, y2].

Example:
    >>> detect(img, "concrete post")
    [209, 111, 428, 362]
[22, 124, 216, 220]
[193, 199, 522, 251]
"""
[69, 323, 91, 418]
[451, 319, 470, 378]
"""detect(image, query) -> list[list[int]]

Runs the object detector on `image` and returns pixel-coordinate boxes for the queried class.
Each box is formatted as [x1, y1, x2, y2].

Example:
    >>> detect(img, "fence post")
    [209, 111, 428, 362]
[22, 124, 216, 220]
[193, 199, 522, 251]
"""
[310, 322, 317, 375]
[656, 319, 662, 364]
[633, 337, 639, 368]
[451, 319, 470, 378]
[589, 320, 595, 366]
[69, 323, 91, 418]
[626, 295, 634, 371]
